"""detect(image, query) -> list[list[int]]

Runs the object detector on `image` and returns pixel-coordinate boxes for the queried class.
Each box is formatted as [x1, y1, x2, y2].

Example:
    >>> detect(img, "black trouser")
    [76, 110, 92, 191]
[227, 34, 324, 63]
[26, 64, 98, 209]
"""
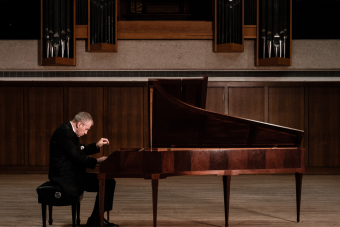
[83, 172, 116, 219]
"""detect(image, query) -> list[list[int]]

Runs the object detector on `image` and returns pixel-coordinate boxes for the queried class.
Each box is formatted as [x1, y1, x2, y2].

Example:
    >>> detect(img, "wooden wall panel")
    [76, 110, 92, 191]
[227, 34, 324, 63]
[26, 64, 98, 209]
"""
[68, 87, 104, 158]
[206, 87, 224, 114]
[28, 87, 64, 167]
[268, 87, 306, 165]
[229, 87, 264, 121]
[309, 87, 340, 167]
[0, 87, 24, 166]
[1, 81, 340, 174]
[107, 87, 144, 155]
[268, 87, 304, 130]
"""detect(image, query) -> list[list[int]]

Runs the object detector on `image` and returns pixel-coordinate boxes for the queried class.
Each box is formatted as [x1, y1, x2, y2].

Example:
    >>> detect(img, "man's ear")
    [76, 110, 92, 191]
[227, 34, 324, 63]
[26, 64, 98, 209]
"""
[76, 122, 81, 128]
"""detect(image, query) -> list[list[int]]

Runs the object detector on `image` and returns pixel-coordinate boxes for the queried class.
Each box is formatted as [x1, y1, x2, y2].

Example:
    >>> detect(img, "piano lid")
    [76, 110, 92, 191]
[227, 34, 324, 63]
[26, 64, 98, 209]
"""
[149, 76, 304, 148]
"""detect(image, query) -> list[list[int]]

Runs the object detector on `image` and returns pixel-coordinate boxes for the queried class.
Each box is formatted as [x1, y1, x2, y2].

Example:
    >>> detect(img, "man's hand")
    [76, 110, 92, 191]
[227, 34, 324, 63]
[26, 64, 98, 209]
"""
[97, 156, 108, 164]
[96, 138, 110, 148]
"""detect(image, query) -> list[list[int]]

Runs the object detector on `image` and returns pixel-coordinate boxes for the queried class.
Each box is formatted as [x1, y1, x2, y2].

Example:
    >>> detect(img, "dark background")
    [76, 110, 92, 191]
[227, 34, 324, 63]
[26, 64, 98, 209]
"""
[292, 0, 340, 39]
[0, 0, 40, 39]
[0, 0, 339, 39]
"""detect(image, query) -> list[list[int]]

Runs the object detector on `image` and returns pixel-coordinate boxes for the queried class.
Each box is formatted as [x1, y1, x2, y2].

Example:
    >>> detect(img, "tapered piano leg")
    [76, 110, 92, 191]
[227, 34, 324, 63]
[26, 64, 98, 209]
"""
[295, 172, 303, 222]
[223, 175, 231, 227]
[99, 178, 106, 227]
[152, 179, 159, 227]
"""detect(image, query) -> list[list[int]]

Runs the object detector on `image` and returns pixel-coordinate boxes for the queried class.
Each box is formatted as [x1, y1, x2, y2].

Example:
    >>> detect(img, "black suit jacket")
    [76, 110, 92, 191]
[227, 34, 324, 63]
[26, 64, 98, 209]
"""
[48, 121, 99, 196]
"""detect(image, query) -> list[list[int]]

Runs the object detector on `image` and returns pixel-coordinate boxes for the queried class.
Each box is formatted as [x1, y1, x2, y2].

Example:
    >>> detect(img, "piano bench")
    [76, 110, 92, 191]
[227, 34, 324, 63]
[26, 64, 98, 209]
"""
[36, 181, 83, 227]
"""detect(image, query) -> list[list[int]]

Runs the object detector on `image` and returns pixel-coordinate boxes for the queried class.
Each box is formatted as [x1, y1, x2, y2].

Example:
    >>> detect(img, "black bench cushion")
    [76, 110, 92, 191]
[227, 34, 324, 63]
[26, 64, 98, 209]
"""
[37, 181, 83, 206]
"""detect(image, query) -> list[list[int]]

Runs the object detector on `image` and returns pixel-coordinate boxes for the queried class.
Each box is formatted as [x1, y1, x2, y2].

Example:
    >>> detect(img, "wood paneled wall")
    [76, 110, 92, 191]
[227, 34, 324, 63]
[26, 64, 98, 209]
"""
[229, 87, 265, 121]
[28, 87, 64, 167]
[107, 87, 146, 155]
[0, 87, 24, 166]
[206, 82, 340, 174]
[68, 87, 105, 158]
[0, 82, 148, 173]
[206, 88, 224, 114]
[0, 81, 339, 174]
[309, 87, 340, 167]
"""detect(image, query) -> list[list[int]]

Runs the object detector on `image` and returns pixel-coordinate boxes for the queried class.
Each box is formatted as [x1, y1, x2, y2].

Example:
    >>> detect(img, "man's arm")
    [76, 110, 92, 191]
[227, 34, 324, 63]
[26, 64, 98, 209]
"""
[81, 143, 100, 155]
[82, 138, 109, 155]
[59, 135, 97, 169]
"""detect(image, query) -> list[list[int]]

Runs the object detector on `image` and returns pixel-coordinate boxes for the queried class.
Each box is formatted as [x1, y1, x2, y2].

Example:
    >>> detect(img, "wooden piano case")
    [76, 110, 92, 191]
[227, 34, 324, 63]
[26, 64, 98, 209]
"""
[98, 77, 305, 227]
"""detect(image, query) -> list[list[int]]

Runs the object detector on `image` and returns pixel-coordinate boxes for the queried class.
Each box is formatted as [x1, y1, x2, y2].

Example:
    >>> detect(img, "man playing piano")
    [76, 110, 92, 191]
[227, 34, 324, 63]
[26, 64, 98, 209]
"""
[48, 112, 119, 227]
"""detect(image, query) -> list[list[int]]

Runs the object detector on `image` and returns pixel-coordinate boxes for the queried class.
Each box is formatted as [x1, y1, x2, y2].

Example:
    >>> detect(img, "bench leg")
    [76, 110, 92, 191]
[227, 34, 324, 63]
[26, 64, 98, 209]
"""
[72, 204, 76, 227]
[41, 204, 47, 227]
[48, 205, 53, 225]
[76, 202, 81, 226]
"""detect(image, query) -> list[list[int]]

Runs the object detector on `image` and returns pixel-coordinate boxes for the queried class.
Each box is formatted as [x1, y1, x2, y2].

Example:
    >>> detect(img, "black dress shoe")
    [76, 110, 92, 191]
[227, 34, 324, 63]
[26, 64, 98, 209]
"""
[104, 218, 119, 227]
[86, 216, 119, 227]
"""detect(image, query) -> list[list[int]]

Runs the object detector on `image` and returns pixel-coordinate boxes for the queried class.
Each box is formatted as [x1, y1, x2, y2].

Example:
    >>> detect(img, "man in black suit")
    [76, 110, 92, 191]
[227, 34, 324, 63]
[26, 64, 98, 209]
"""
[48, 112, 118, 227]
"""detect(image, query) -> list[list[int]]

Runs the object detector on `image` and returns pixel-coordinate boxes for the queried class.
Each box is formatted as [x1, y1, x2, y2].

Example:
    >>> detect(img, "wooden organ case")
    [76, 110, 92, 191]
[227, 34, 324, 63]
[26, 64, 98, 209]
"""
[98, 76, 305, 227]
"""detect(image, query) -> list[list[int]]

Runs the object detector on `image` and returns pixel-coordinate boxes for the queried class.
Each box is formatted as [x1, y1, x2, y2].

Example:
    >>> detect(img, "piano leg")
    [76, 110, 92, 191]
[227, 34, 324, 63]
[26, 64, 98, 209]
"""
[295, 172, 303, 222]
[99, 178, 106, 227]
[223, 175, 231, 227]
[152, 179, 159, 227]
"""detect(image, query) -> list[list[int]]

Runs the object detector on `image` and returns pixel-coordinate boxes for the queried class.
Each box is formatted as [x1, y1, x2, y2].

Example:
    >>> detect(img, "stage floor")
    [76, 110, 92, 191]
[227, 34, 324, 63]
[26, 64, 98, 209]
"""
[0, 174, 339, 227]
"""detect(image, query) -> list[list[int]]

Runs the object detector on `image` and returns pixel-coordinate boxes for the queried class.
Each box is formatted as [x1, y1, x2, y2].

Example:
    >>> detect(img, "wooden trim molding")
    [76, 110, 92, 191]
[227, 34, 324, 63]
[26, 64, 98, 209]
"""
[117, 21, 213, 40]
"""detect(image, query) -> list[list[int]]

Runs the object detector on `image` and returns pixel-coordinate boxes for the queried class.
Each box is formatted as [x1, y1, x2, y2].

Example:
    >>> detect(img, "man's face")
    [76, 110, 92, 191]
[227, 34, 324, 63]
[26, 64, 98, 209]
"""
[75, 121, 92, 137]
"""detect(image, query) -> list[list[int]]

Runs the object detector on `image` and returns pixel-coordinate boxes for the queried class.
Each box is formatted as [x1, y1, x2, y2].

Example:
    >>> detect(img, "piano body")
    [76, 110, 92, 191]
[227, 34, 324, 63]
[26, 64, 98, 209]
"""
[98, 76, 305, 227]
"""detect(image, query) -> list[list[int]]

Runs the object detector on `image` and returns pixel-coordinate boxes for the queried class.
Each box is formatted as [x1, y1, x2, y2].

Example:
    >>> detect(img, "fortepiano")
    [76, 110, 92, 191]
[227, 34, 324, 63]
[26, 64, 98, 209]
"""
[98, 76, 305, 227]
